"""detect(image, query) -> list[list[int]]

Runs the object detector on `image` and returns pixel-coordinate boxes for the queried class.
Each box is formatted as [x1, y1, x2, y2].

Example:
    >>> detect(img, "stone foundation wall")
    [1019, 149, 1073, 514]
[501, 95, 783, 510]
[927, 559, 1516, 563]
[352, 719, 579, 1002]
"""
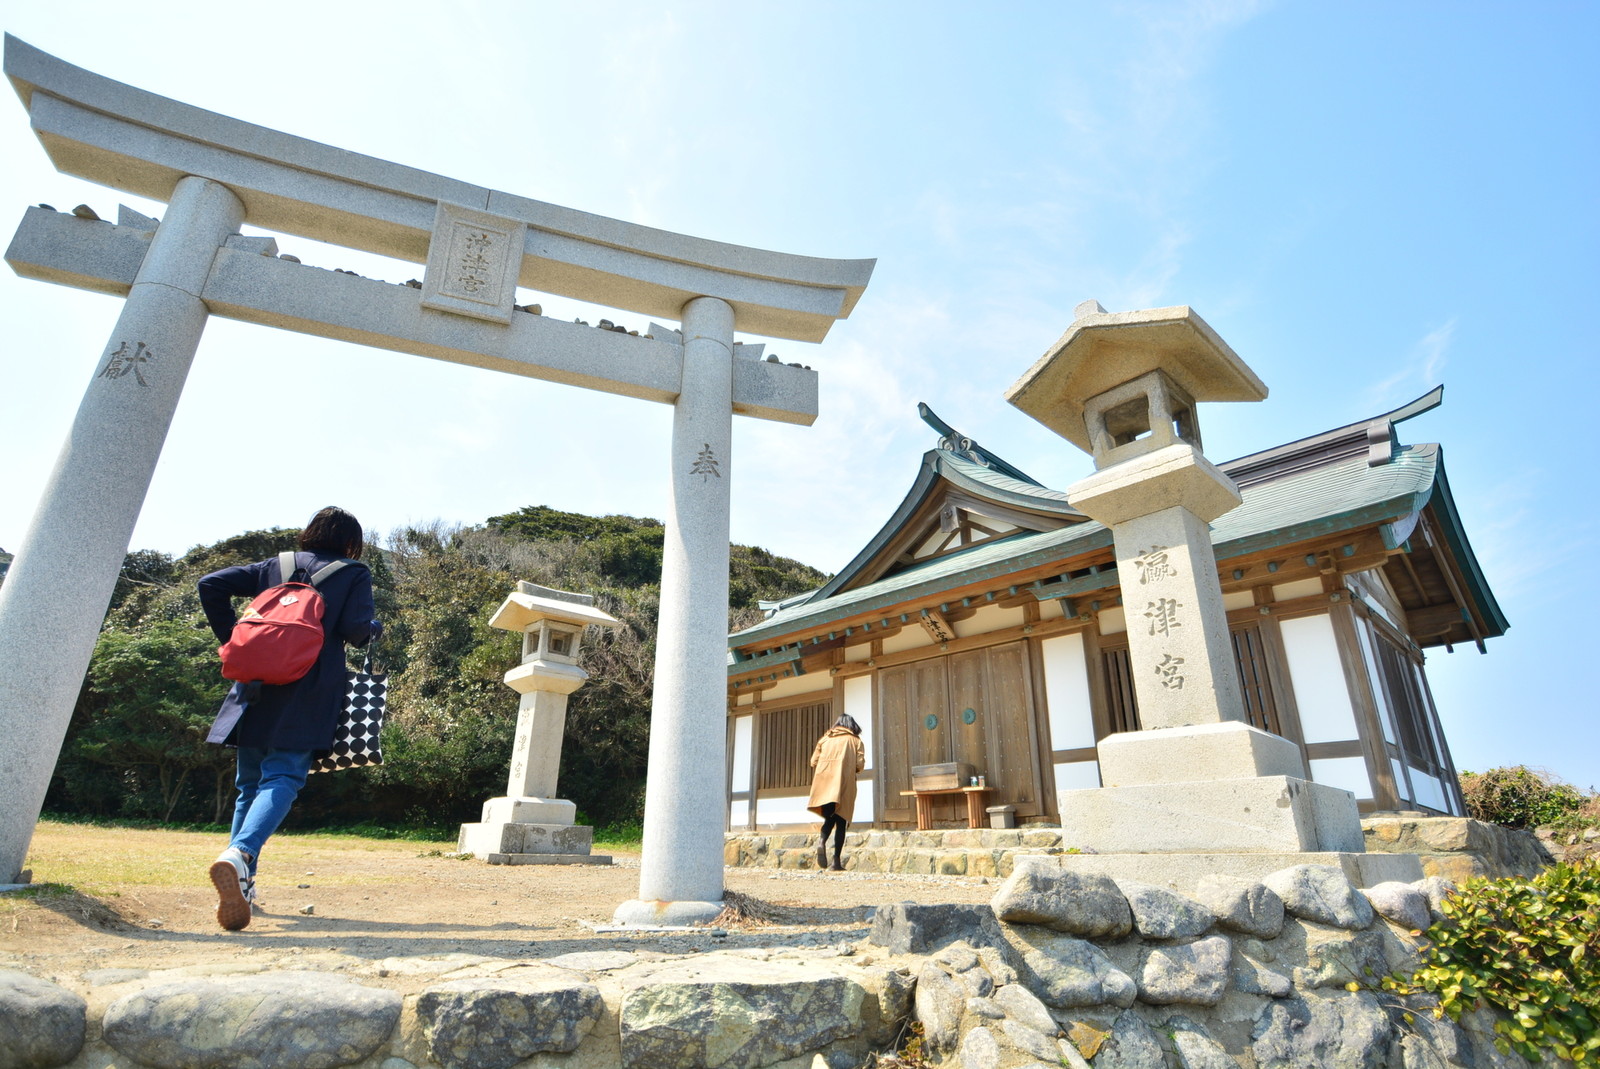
[728, 816, 1554, 883]
[1360, 814, 1553, 881]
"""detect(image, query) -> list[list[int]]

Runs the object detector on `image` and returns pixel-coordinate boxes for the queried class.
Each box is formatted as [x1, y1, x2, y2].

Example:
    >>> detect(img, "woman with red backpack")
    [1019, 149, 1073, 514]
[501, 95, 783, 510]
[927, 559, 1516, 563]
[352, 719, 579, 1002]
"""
[198, 506, 381, 931]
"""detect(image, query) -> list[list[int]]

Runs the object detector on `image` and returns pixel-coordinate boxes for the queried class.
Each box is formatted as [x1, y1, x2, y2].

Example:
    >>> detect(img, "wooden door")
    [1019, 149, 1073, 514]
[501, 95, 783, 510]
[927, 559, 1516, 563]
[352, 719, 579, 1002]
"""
[878, 658, 954, 822]
[983, 641, 1042, 817]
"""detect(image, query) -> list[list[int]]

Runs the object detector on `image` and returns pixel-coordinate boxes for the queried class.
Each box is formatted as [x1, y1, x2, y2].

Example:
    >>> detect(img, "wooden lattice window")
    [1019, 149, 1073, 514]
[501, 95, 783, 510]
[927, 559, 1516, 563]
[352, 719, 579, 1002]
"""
[1371, 635, 1444, 776]
[756, 700, 833, 791]
[1231, 622, 1283, 736]
[1101, 623, 1284, 737]
[1100, 644, 1142, 734]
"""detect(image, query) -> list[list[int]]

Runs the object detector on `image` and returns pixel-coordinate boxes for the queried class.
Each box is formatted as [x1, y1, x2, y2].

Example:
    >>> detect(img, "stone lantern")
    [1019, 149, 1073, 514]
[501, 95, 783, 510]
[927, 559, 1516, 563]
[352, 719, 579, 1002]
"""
[1005, 301, 1366, 859]
[457, 581, 622, 864]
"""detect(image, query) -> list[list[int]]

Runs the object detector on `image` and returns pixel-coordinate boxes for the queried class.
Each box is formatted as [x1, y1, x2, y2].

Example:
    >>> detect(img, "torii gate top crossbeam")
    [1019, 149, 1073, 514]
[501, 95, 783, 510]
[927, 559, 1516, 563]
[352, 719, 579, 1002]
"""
[4, 35, 874, 343]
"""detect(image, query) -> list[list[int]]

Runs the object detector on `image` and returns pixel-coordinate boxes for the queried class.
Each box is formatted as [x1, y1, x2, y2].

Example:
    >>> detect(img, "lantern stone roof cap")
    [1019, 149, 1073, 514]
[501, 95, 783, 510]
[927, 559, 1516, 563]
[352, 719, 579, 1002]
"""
[1006, 303, 1269, 452]
[489, 589, 622, 633]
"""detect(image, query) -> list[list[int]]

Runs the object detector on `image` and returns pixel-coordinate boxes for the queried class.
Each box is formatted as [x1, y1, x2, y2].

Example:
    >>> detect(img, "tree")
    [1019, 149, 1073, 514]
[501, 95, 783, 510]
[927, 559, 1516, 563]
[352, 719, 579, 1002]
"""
[62, 621, 234, 822]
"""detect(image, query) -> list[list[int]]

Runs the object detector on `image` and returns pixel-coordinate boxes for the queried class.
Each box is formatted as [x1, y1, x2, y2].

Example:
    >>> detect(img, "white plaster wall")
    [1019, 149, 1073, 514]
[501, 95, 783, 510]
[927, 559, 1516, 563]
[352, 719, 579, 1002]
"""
[1054, 760, 1101, 796]
[1039, 598, 1065, 620]
[881, 628, 929, 655]
[758, 677, 828, 703]
[1310, 756, 1372, 800]
[853, 774, 875, 823]
[845, 675, 874, 770]
[1412, 770, 1446, 811]
[845, 644, 871, 663]
[731, 715, 752, 789]
[729, 799, 749, 827]
[1279, 613, 1360, 743]
[1040, 633, 1095, 751]
[962, 603, 1025, 635]
[1223, 591, 1255, 612]
[756, 794, 814, 827]
[1272, 578, 1324, 601]
[1099, 607, 1127, 634]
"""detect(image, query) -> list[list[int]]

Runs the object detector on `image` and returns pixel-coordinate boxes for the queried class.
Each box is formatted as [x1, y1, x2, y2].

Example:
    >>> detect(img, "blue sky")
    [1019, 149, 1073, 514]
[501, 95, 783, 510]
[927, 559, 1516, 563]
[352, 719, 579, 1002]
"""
[2, 2, 1595, 788]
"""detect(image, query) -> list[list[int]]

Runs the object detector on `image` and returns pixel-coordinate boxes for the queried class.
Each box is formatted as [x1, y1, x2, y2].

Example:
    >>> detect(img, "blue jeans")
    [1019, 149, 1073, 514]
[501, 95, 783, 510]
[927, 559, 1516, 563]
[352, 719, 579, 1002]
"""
[229, 747, 314, 875]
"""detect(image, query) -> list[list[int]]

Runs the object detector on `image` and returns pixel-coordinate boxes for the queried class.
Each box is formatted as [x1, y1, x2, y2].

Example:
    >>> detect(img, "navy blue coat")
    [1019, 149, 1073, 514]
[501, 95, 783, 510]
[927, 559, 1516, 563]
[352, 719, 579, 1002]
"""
[200, 551, 377, 752]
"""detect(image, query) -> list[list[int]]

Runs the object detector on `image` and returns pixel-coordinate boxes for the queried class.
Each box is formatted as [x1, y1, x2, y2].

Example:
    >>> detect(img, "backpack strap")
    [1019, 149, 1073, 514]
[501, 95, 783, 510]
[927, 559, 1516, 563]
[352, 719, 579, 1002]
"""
[275, 551, 349, 587]
[309, 559, 350, 586]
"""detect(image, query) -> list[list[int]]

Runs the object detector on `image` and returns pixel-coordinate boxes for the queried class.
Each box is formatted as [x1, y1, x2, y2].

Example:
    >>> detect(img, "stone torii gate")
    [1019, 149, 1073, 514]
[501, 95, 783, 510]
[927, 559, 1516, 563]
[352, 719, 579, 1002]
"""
[0, 37, 873, 924]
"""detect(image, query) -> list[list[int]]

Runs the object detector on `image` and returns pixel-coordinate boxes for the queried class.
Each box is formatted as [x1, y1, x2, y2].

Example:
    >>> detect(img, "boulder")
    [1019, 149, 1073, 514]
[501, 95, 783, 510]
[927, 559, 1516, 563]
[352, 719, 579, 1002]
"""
[1415, 876, 1457, 923]
[1362, 881, 1431, 932]
[870, 902, 1005, 955]
[102, 972, 400, 1069]
[1167, 1014, 1238, 1069]
[0, 970, 85, 1069]
[1262, 865, 1375, 930]
[992, 982, 1056, 1035]
[1231, 949, 1293, 999]
[1117, 880, 1216, 940]
[914, 961, 965, 1052]
[1137, 935, 1232, 1006]
[991, 865, 1132, 938]
[618, 956, 866, 1069]
[957, 1025, 1000, 1069]
[1194, 873, 1285, 940]
[1252, 989, 1397, 1069]
[1091, 1009, 1168, 1069]
[1020, 939, 1136, 1009]
[1280, 921, 1389, 991]
[415, 972, 602, 1069]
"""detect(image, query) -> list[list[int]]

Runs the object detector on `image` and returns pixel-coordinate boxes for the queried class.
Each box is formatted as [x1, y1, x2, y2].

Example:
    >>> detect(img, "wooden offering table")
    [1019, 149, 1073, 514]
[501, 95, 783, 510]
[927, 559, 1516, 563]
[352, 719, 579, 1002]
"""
[900, 785, 993, 830]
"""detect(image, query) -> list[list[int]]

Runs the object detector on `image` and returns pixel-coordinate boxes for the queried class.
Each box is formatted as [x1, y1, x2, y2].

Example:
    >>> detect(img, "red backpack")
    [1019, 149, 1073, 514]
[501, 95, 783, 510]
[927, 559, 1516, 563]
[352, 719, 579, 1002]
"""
[218, 551, 348, 685]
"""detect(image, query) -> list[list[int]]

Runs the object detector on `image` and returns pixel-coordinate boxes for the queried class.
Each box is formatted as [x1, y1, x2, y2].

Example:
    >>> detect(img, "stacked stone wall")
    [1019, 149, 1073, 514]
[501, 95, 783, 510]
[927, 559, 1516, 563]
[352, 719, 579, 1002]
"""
[0, 859, 1566, 1068]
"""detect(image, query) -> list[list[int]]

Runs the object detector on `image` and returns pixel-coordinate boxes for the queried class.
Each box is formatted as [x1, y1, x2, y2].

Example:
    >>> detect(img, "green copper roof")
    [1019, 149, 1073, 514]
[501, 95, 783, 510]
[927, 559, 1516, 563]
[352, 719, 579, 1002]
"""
[732, 443, 1443, 648]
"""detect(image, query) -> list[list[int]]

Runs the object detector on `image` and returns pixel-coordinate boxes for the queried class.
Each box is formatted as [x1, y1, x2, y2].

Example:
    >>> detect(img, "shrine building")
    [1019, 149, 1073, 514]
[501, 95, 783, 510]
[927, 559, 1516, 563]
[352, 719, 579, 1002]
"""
[724, 386, 1505, 830]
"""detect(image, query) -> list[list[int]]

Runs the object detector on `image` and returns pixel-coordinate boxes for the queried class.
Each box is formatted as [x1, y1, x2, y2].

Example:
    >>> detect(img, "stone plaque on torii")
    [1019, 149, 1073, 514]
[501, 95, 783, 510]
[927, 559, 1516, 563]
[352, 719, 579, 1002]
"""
[0, 37, 874, 924]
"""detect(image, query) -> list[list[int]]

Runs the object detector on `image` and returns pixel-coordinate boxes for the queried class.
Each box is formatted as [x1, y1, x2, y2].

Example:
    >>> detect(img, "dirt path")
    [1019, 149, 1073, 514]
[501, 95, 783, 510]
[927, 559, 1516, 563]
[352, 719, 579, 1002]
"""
[1, 823, 995, 983]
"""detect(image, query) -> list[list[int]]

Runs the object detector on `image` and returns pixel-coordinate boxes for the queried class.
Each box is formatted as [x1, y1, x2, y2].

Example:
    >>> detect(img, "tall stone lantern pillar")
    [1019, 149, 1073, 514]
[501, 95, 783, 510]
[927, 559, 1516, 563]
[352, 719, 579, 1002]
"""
[458, 582, 622, 865]
[1006, 301, 1365, 856]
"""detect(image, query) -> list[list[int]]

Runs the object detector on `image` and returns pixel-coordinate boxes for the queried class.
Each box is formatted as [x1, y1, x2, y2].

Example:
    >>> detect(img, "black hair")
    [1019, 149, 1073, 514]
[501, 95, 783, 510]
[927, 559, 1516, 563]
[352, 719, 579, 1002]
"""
[834, 714, 862, 735]
[299, 506, 364, 560]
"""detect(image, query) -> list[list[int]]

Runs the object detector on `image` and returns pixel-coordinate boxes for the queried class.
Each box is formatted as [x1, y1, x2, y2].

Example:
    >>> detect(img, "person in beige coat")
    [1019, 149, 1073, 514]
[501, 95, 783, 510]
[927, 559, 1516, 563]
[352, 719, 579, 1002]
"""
[807, 714, 866, 871]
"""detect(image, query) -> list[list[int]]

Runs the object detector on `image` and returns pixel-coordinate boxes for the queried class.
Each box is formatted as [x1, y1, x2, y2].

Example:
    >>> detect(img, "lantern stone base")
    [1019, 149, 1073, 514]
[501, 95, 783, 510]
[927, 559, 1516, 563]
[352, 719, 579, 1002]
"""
[458, 796, 611, 865]
[1097, 721, 1308, 786]
[1054, 774, 1364, 855]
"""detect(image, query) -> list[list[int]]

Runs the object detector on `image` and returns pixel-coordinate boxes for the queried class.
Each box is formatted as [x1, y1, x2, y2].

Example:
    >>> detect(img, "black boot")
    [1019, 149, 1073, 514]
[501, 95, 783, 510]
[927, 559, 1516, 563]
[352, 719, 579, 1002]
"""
[830, 845, 844, 871]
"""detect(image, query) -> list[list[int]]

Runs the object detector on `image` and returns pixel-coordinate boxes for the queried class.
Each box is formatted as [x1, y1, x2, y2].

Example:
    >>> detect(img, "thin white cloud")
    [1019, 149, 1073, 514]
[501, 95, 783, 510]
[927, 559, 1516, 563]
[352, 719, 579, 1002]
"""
[1367, 319, 1456, 408]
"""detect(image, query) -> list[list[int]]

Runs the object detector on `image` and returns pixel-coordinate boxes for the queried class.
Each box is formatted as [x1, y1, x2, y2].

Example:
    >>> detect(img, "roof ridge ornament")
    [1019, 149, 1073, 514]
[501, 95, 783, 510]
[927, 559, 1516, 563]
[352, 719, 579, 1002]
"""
[916, 402, 1042, 486]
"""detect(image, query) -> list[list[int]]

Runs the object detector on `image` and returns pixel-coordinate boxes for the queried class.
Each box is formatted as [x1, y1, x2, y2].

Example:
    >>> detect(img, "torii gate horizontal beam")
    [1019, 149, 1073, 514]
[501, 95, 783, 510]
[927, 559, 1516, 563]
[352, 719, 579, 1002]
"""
[4, 34, 873, 343]
[6, 207, 818, 424]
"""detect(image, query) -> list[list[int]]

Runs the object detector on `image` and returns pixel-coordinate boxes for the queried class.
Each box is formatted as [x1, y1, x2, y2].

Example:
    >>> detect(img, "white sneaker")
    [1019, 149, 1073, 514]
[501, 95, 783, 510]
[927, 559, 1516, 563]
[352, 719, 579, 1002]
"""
[209, 846, 253, 931]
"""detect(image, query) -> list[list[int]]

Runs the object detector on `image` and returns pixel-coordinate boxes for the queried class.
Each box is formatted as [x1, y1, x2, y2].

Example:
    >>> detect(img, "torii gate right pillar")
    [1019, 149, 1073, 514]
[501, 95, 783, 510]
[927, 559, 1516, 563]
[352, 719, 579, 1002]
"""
[616, 296, 736, 925]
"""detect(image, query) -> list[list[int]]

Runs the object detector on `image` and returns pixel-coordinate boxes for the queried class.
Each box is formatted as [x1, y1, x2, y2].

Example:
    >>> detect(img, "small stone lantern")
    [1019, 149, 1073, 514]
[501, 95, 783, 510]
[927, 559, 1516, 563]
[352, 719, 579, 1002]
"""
[457, 581, 621, 865]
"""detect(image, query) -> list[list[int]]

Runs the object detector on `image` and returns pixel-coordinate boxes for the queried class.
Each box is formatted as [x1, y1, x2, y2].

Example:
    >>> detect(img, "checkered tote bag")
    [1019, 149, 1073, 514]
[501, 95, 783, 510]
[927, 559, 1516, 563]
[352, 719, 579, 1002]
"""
[309, 650, 387, 774]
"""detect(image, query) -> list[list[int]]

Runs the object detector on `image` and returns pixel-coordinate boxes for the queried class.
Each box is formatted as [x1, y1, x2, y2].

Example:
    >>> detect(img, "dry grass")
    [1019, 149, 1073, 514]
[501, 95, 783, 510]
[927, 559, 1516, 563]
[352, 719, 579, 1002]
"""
[18, 820, 462, 895]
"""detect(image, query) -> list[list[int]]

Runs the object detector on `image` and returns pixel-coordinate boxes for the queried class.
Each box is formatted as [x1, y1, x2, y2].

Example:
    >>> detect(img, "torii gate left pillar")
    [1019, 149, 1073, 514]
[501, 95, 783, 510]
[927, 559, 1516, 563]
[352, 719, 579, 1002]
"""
[0, 37, 873, 923]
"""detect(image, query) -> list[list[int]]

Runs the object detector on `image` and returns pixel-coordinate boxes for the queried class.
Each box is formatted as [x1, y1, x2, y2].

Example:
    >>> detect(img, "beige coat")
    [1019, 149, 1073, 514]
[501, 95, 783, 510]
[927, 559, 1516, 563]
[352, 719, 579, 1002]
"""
[806, 726, 866, 817]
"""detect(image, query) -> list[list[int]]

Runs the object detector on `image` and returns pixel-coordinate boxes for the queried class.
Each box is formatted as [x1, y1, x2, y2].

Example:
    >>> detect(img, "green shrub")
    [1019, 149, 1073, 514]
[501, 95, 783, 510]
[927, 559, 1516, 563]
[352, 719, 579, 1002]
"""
[1459, 766, 1588, 829]
[1385, 857, 1600, 1063]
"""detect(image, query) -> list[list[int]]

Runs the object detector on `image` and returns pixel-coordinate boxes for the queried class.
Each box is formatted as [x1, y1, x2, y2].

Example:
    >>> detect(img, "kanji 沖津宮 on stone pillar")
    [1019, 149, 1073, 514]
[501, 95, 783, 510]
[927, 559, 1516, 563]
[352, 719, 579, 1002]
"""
[458, 582, 622, 865]
[1005, 300, 1366, 855]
